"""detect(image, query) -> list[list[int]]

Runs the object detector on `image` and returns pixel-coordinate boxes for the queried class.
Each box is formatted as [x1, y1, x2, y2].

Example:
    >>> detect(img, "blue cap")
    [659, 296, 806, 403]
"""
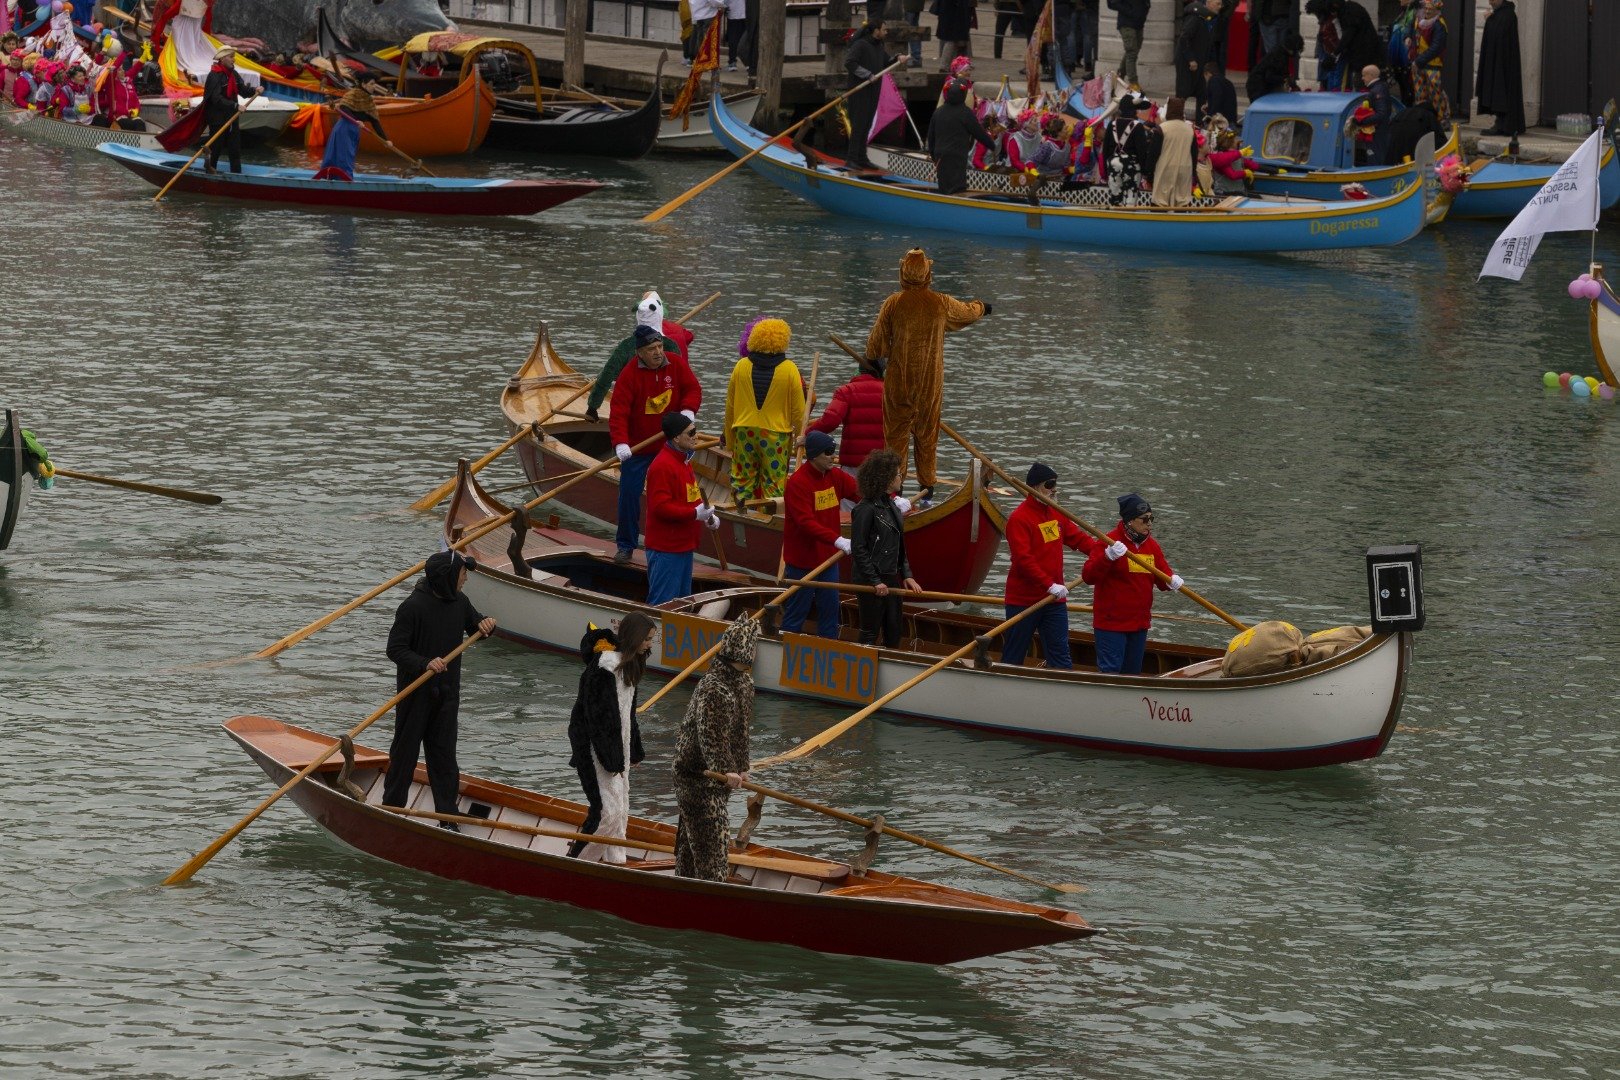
[804, 430, 836, 458]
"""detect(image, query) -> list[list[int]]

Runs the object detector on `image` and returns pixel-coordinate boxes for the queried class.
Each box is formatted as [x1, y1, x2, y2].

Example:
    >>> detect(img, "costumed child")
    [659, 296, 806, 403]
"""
[672, 617, 760, 882]
[312, 87, 388, 181]
[723, 317, 804, 501]
[1207, 128, 1285, 193]
[564, 615, 652, 862]
[1081, 493, 1186, 675]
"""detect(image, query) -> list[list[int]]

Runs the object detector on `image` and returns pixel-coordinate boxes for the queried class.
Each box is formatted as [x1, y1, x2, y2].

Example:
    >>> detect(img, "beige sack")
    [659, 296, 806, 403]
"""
[1300, 625, 1373, 665]
[1220, 620, 1304, 677]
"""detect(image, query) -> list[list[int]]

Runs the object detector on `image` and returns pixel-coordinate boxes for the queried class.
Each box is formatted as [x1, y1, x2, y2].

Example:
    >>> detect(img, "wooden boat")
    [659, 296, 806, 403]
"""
[658, 92, 764, 152]
[225, 715, 1097, 963]
[1450, 109, 1620, 220]
[1589, 263, 1620, 388]
[0, 409, 23, 552]
[710, 92, 1429, 253]
[449, 467, 1414, 771]
[500, 323, 1008, 595]
[357, 70, 495, 158]
[0, 103, 165, 151]
[137, 93, 298, 144]
[97, 143, 603, 216]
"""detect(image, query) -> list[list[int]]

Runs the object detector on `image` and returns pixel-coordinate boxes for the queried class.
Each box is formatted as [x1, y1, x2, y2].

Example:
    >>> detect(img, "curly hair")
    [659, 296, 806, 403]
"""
[856, 449, 901, 503]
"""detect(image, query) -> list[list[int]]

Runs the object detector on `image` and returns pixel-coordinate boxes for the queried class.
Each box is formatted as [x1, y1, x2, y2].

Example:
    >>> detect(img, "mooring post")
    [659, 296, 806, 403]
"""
[564, 0, 587, 90]
[756, 0, 787, 125]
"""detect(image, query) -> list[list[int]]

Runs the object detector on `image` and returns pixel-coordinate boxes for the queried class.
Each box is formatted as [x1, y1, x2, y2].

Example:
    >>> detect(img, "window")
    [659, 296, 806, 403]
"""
[1260, 119, 1314, 164]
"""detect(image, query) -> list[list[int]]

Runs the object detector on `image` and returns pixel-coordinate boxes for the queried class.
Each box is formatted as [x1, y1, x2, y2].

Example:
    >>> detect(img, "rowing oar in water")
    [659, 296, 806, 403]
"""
[381, 805, 849, 878]
[710, 771, 1085, 895]
[162, 632, 486, 884]
[152, 103, 249, 204]
[637, 549, 843, 714]
[642, 57, 908, 224]
[938, 422, 1249, 633]
[243, 431, 664, 663]
[51, 466, 223, 505]
[776, 350, 820, 583]
[748, 572, 1086, 768]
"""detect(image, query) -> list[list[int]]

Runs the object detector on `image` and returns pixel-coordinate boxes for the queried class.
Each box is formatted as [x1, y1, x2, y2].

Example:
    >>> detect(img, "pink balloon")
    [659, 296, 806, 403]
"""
[1600, 384, 1615, 400]
[50, 1, 62, 12]
[1586, 280, 1605, 300]
[1570, 279, 1587, 298]
[1579, 273, 1593, 281]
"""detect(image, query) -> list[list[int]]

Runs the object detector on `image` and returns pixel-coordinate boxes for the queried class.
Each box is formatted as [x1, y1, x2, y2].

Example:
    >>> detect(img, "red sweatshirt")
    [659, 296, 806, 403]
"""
[806, 373, 885, 467]
[608, 354, 702, 451]
[1080, 522, 1174, 632]
[661, 320, 694, 363]
[1003, 497, 1096, 606]
[644, 443, 702, 553]
[782, 461, 858, 567]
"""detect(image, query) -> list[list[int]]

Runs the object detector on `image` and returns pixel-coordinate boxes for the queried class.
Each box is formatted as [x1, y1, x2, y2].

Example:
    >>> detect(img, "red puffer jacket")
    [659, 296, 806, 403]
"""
[806, 374, 885, 467]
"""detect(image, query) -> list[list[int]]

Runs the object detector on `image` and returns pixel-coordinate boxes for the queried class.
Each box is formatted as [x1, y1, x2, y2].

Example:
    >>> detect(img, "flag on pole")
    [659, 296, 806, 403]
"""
[869, 73, 907, 140]
[668, 16, 723, 131]
[1024, 0, 1054, 102]
[1479, 126, 1606, 282]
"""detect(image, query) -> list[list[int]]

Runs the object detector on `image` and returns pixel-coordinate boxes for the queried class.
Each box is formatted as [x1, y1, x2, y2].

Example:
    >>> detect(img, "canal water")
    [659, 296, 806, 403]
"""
[3, 139, 1618, 1079]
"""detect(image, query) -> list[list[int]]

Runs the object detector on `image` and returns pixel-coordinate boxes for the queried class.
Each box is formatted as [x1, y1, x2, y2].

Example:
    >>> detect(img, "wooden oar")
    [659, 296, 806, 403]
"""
[563, 82, 626, 112]
[750, 572, 1086, 768]
[642, 57, 908, 223]
[162, 632, 485, 885]
[798, 578, 1224, 624]
[938, 423, 1249, 632]
[775, 350, 820, 583]
[152, 105, 248, 203]
[638, 549, 843, 713]
[378, 137, 437, 177]
[409, 421, 541, 511]
[675, 290, 722, 325]
[711, 772, 1084, 894]
[382, 806, 849, 877]
[52, 466, 222, 505]
[251, 431, 664, 661]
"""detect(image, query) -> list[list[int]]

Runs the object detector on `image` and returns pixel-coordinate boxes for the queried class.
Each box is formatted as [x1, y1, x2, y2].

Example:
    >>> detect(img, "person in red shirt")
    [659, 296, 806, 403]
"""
[804, 357, 887, 477]
[1081, 493, 1186, 674]
[645, 412, 720, 606]
[1001, 463, 1096, 669]
[780, 430, 859, 638]
[608, 323, 703, 564]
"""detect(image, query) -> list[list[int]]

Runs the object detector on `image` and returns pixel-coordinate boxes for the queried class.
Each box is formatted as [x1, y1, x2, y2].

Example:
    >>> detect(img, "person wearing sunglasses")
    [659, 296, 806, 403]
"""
[1081, 492, 1185, 674]
[1001, 462, 1096, 669]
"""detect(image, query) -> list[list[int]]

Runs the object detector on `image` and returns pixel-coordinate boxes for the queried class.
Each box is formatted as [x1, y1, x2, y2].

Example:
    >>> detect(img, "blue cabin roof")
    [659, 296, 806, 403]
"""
[1240, 92, 1366, 170]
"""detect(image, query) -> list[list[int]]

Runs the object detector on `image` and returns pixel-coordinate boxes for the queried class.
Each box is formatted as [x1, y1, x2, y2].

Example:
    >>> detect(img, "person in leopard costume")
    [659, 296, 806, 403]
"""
[672, 617, 759, 881]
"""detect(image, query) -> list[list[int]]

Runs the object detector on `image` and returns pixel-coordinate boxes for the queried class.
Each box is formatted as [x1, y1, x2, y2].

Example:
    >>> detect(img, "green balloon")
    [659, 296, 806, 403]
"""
[1543, 371, 1560, 387]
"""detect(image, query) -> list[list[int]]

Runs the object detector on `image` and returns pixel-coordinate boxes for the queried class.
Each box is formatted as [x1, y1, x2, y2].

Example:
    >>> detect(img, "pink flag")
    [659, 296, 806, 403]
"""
[868, 73, 907, 141]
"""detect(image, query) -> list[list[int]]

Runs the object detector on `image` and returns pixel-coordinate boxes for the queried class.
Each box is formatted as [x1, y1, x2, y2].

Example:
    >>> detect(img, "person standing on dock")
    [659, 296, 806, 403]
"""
[586, 290, 696, 423]
[382, 551, 498, 829]
[645, 412, 721, 606]
[1001, 463, 1095, 669]
[672, 618, 760, 882]
[565, 616, 652, 862]
[1081, 493, 1183, 675]
[608, 322, 703, 565]
[864, 248, 988, 506]
[781, 431, 858, 639]
[843, 21, 889, 170]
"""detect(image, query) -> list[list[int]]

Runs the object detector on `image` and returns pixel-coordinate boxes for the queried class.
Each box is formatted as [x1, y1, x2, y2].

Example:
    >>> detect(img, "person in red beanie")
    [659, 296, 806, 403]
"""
[1082, 493, 1185, 674]
[645, 412, 720, 606]
[781, 430, 858, 637]
[1000, 462, 1095, 668]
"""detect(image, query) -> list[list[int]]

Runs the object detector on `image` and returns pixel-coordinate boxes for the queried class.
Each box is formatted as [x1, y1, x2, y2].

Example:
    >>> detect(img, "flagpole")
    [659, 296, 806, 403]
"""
[1593, 120, 1604, 269]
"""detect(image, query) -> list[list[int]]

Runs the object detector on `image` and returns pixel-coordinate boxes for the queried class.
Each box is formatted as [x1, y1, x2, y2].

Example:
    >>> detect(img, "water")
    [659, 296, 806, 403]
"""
[2, 138, 1618, 1079]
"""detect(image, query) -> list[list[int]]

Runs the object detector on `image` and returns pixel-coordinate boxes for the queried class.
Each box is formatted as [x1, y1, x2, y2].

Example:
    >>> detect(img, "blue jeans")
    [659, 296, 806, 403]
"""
[781, 562, 842, 638]
[905, 8, 922, 63]
[1095, 628, 1148, 674]
[646, 550, 694, 607]
[615, 451, 654, 554]
[1001, 602, 1073, 669]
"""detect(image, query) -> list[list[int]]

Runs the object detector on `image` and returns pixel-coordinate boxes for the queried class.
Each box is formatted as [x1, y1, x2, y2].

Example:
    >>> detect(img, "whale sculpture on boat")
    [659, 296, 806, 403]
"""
[213, 0, 454, 54]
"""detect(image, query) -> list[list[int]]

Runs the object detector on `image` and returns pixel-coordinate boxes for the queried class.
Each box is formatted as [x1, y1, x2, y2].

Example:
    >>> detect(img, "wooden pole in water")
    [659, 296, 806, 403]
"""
[563, 0, 588, 91]
[756, 0, 787, 123]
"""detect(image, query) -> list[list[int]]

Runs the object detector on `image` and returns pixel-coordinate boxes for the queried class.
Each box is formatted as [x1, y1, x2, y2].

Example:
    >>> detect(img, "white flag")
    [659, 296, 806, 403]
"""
[1479, 126, 1607, 281]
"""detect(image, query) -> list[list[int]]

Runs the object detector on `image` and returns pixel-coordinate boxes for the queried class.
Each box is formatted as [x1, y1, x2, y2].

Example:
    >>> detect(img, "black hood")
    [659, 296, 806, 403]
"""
[578, 626, 618, 664]
[424, 550, 477, 601]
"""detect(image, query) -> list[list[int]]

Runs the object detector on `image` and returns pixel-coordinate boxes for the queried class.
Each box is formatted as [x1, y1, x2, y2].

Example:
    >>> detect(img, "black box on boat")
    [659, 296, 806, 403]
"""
[1366, 545, 1424, 633]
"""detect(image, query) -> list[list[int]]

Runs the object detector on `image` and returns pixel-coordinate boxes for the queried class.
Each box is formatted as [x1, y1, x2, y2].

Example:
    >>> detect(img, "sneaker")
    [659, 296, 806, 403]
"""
[726, 62, 738, 72]
[907, 57, 921, 68]
[614, 548, 633, 566]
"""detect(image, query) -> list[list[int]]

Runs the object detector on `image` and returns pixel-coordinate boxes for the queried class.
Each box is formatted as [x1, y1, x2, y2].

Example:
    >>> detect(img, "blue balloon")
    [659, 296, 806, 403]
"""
[1572, 379, 1592, 397]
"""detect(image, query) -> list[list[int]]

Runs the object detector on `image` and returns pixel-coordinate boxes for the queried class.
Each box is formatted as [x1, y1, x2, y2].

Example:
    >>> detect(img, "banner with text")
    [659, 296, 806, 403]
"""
[659, 611, 729, 673]
[777, 633, 881, 705]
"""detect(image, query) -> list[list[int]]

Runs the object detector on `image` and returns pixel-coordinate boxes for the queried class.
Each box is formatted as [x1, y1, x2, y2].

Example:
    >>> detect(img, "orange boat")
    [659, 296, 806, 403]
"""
[311, 70, 495, 159]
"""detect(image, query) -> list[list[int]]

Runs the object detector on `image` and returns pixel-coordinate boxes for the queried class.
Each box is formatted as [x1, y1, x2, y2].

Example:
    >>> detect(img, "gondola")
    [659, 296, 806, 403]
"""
[448, 466, 1413, 771]
[1449, 104, 1620, 220]
[499, 323, 1008, 596]
[1589, 263, 1620, 387]
[0, 409, 24, 552]
[224, 715, 1097, 964]
[0, 103, 165, 151]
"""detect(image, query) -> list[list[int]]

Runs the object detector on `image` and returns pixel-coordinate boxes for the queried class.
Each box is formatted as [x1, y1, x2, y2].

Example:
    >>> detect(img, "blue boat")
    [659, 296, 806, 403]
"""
[1240, 92, 1459, 201]
[1448, 109, 1620, 220]
[708, 93, 1428, 254]
[1052, 65, 1112, 122]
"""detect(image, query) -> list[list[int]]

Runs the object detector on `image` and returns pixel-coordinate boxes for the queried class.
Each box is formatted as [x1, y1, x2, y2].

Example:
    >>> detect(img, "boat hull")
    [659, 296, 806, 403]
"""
[0, 409, 22, 552]
[1246, 126, 1461, 200]
[138, 94, 296, 144]
[225, 717, 1095, 964]
[1449, 140, 1620, 220]
[0, 105, 165, 150]
[360, 73, 495, 158]
[658, 93, 763, 151]
[485, 59, 662, 158]
[96, 143, 601, 216]
[1590, 263, 1620, 387]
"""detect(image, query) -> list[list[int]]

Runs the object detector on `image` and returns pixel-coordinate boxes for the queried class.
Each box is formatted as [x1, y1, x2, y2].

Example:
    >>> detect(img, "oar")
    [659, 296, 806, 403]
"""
[776, 350, 820, 583]
[711, 772, 1085, 894]
[162, 632, 485, 885]
[409, 421, 541, 511]
[750, 572, 1086, 768]
[642, 57, 909, 223]
[251, 431, 663, 661]
[382, 806, 848, 877]
[703, 489, 731, 572]
[675, 290, 722, 325]
[152, 104, 248, 203]
[378, 136, 436, 177]
[563, 82, 626, 112]
[939, 422, 1249, 632]
[638, 549, 843, 713]
[801, 578, 1225, 624]
[52, 466, 222, 505]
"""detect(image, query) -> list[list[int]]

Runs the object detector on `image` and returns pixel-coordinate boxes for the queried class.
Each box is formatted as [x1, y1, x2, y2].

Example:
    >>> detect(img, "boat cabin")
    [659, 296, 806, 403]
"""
[1241, 92, 1376, 171]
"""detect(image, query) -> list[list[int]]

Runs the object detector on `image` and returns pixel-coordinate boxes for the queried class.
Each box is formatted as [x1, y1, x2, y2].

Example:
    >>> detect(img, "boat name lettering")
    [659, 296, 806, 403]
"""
[1310, 216, 1380, 237]
[659, 611, 729, 673]
[1142, 696, 1192, 723]
[778, 633, 880, 704]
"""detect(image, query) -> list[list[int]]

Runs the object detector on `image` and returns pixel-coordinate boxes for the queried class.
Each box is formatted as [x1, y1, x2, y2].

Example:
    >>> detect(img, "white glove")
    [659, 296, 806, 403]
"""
[1168, 573, 1184, 591]
[695, 504, 715, 523]
[704, 513, 722, 531]
[614, 443, 632, 463]
[1047, 583, 1069, 601]
[834, 537, 852, 555]
[1105, 540, 1128, 561]
[679, 409, 695, 421]
[892, 496, 913, 515]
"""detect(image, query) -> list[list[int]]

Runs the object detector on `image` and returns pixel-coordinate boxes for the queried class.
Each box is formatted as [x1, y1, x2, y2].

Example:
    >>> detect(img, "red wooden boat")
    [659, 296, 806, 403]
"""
[500, 324, 1008, 593]
[224, 716, 1097, 964]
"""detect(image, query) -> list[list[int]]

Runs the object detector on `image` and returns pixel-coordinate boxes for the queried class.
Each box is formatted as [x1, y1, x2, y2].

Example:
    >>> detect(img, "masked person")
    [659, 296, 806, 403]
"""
[1081, 493, 1184, 675]
[672, 618, 761, 881]
[565, 614, 654, 861]
[723, 317, 804, 502]
[586, 290, 696, 423]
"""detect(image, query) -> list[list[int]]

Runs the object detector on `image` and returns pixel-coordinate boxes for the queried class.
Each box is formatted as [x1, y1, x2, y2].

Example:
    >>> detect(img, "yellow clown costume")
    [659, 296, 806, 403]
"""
[723, 318, 804, 501]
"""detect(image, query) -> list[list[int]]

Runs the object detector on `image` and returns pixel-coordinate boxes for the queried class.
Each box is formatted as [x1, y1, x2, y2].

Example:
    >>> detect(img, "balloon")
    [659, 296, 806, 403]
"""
[1572, 379, 1591, 397]
[1559, 373, 1573, 388]
[1579, 273, 1593, 281]
[50, 1, 62, 12]
[1570, 279, 1587, 299]
[1600, 384, 1615, 400]
[1585, 376, 1600, 390]
[1585, 279, 1605, 300]
[1543, 371, 1560, 388]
